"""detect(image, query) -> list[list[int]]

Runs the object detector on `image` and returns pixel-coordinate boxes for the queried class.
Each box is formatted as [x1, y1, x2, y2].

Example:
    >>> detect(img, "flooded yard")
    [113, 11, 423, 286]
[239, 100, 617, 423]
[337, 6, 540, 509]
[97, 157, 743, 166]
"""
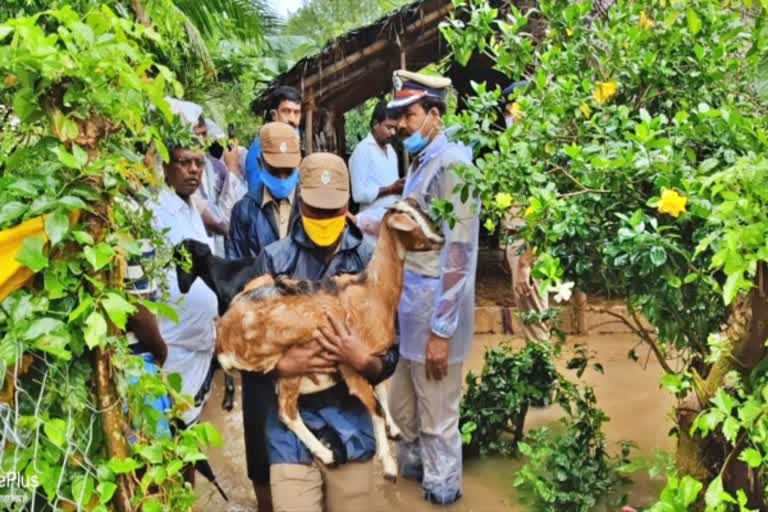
[195, 333, 675, 511]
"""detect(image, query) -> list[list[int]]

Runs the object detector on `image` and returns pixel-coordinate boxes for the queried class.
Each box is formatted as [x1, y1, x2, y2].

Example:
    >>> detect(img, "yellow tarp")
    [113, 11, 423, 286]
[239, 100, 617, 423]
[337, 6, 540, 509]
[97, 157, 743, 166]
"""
[0, 215, 48, 302]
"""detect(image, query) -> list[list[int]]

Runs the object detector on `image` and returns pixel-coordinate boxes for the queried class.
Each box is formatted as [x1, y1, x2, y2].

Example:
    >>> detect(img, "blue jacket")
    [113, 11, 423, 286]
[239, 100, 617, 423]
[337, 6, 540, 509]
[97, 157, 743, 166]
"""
[254, 221, 396, 465]
[226, 180, 301, 259]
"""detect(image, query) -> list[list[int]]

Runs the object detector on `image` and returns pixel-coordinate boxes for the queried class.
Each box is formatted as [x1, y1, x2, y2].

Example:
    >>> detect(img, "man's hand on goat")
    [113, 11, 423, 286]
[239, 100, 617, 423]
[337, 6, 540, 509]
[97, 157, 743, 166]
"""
[315, 312, 382, 381]
[425, 333, 450, 381]
[276, 343, 337, 381]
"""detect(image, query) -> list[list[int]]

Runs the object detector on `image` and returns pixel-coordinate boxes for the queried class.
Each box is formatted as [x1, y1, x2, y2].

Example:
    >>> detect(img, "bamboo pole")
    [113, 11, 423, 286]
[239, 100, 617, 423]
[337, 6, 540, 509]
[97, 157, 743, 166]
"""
[305, 92, 315, 155]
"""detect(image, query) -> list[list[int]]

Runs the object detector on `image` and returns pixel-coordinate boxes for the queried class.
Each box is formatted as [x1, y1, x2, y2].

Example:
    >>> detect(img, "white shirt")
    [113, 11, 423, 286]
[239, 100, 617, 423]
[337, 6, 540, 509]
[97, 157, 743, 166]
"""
[349, 133, 400, 212]
[150, 188, 219, 425]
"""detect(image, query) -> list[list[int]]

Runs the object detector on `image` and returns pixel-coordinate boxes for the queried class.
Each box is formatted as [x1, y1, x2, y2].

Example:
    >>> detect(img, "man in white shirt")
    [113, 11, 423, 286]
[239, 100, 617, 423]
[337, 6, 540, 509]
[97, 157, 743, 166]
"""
[148, 142, 220, 428]
[349, 100, 404, 214]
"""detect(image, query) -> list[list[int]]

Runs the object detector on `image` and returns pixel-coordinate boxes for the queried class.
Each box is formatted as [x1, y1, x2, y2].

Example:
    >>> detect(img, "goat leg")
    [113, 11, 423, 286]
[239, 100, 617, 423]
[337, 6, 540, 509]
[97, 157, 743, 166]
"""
[374, 382, 401, 441]
[221, 374, 235, 411]
[341, 366, 398, 481]
[278, 377, 335, 465]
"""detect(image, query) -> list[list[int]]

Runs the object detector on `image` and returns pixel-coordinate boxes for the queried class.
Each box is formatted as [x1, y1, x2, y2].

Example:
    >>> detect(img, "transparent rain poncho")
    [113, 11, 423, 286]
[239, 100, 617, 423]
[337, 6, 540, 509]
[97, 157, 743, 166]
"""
[398, 133, 480, 364]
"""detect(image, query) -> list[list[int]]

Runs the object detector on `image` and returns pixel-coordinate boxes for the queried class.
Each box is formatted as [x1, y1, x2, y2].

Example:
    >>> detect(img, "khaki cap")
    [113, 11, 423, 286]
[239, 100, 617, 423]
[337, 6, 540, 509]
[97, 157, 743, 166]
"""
[260, 122, 301, 168]
[300, 153, 350, 209]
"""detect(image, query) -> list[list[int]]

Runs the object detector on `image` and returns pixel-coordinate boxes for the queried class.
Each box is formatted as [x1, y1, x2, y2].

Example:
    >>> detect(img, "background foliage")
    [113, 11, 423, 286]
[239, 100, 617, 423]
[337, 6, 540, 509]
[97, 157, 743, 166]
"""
[441, 0, 768, 508]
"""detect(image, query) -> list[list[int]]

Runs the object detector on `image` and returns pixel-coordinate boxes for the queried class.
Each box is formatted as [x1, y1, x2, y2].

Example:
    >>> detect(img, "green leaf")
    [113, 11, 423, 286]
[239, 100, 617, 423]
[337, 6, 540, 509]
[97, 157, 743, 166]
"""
[0, 201, 28, 226]
[166, 459, 184, 477]
[167, 372, 182, 393]
[137, 443, 164, 465]
[723, 272, 746, 305]
[142, 500, 163, 512]
[0, 25, 13, 40]
[660, 373, 684, 393]
[102, 293, 135, 330]
[34, 334, 72, 361]
[44, 418, 68, 448]
[739, 448, 762, 468]
[45, 210, 69, 247]
[16, 236, 49, 272]
[686, 8, 701, 35]
[107, 456, 142, 475]
[712, 389, 737, 415]
[71, 475, 94, 505]
[84, 311, 107, 349]
[69, 297, 94, 322]
[72, 144, 88, 168]
[59, 196, 88, 211]
[44, 266, 69, 299]
[649, 246, 668, 266]
[83, 242, 115, 271]
[142, 300, 179, 323]
[705, 476, 735, 507]
[72, 231, 94, 245]
[97, 481, 117, 504]
[722, 416, 740, 443]
[52, 145, 80, 169]
[23, 317, 64, 340]
[679, 475, 703, 506]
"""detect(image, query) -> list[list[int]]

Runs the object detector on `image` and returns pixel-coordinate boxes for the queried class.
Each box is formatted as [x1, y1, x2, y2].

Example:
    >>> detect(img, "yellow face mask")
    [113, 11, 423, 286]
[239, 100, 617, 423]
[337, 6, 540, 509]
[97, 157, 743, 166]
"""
[302, 215, 346, 247]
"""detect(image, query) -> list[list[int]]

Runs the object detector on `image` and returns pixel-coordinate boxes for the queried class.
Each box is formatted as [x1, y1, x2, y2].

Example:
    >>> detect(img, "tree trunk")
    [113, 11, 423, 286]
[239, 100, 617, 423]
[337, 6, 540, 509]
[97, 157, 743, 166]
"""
[675, 268, 768, 503]
[93, 348, 134, 512]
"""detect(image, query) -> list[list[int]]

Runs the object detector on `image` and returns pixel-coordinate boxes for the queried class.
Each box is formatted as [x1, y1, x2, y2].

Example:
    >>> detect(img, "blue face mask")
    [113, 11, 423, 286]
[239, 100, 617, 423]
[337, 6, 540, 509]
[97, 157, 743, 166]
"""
[402, 113, 433, 155]
[260, 167, 298, 199]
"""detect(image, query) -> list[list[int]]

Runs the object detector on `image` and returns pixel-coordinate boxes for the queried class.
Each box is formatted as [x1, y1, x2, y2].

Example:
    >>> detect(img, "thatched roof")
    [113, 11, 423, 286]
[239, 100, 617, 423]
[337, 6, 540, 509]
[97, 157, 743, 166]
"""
[252, 0, 461, 115]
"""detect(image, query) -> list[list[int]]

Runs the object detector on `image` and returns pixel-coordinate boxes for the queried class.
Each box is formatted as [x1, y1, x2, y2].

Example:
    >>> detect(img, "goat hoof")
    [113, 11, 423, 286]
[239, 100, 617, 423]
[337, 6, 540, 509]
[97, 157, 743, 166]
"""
[316, 448, 336, 466]
[387, 426, 402, 441]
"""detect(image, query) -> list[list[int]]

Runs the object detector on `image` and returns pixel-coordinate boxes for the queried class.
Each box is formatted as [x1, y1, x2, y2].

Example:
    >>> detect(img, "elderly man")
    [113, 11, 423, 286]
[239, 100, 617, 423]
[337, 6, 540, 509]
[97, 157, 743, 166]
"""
[139, 139, 219, 432]
[251, 152, 398, 512]
[386, 70, 480, 505]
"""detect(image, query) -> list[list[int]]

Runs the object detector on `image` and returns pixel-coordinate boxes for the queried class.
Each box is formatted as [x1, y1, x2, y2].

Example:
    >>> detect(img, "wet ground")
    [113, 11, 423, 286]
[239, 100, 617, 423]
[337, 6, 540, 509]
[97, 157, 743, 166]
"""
[194, 333, 675, 511]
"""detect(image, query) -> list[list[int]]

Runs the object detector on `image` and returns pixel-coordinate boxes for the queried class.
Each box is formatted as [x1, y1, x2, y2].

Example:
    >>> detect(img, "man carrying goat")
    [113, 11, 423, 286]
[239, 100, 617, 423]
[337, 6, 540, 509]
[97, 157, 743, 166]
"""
[244, 152, 399, 512]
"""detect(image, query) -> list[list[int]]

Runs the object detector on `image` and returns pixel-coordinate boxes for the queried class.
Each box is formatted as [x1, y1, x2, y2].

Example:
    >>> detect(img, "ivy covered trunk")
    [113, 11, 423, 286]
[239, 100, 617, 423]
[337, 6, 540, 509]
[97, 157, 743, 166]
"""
[675, 270, 768, 508]
[1, 6, 220, 510]
[93, 347, 134, 512]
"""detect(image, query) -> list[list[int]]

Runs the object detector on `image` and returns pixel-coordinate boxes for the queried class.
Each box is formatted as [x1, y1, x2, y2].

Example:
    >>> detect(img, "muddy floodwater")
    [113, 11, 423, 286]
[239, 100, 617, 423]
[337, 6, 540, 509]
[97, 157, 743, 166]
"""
[194, 333, 675, 511]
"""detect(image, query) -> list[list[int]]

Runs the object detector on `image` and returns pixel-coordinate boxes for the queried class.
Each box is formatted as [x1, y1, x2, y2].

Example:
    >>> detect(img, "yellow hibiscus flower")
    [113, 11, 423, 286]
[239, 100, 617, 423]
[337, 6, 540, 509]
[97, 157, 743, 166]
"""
[524, 205, 536, 218]
[657, 189, 687, 218]
[593, 80, 618, 104]
[494, 192, 513, 210]
[506, 101, 525, 122]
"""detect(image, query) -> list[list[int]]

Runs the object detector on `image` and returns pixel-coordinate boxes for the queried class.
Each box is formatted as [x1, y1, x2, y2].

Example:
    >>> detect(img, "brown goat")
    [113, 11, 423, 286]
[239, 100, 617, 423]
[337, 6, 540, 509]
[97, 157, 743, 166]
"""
[216, 201, 443, 479]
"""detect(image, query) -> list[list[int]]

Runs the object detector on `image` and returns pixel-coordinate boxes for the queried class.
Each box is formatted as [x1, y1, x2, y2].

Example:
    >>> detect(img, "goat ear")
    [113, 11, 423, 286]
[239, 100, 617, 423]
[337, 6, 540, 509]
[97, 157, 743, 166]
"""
[176, 266, 197, 294]
[386, 213, 418, 232]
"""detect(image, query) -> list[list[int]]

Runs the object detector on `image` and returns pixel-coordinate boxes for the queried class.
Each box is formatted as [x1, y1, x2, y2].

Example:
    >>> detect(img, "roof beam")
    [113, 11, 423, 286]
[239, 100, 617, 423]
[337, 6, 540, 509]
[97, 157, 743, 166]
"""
[298, 2, 453, 93]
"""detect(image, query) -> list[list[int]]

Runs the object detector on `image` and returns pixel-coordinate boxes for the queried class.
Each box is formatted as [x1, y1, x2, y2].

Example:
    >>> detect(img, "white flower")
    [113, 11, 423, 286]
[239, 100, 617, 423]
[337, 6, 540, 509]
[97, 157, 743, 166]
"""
[551, 281, 575, 303]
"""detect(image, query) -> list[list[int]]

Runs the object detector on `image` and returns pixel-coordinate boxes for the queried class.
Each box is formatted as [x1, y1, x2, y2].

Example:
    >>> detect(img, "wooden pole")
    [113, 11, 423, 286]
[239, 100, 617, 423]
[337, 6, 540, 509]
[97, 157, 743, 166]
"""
[574, 289, 588, 335]
[335, 110, 346, 158]
[305, 92, 315, 155]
